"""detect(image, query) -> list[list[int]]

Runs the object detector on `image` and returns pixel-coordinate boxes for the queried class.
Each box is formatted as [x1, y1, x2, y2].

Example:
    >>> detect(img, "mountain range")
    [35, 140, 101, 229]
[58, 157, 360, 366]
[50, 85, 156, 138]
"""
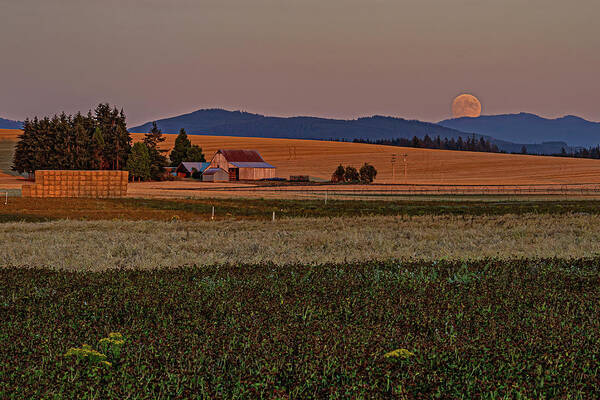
[438, 113, 600, 148]
[131, 109, 578, 154]
[4, 109, 600, 155]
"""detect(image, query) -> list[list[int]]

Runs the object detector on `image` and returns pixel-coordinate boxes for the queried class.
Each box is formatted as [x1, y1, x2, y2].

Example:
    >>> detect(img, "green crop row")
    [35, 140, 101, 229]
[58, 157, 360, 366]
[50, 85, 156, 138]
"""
[1, 258, 599, 398]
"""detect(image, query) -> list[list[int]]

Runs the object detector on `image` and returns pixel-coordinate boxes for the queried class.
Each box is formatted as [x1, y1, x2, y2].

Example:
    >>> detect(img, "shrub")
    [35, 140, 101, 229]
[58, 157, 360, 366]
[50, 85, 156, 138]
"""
[344, 166, 360, 182]
[359, 163, 377, 184]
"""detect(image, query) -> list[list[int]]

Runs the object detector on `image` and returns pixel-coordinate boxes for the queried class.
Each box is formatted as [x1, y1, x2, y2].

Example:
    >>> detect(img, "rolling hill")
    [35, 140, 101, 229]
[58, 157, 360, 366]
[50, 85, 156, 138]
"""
[131, 109, 477, 141]
[439, 113, 600, 148]
[129, 132, 600, 185]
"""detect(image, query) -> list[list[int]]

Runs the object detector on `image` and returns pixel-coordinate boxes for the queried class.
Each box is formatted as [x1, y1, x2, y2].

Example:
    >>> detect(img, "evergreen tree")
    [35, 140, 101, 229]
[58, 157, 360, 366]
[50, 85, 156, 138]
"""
[126, 142, 151, 181]
[170, 128, 192, 166]
[94, 104, 131, 170]
[72, 112, 92, 169]
[521, 146, 528, 154]
[91, 126, 106, 169]
[185, 145, 206, 162]
[144, 122, 168, 179]
[12, 118, 36, 175]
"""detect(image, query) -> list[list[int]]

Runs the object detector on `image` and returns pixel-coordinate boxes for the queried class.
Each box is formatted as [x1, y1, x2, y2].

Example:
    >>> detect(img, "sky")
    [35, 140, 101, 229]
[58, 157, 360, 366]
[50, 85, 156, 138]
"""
[1, 0, 599, 126]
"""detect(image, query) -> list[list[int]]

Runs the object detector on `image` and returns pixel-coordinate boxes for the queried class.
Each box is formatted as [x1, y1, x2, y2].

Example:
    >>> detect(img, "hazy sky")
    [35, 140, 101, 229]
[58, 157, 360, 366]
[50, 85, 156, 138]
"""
[1, 0, 599, 125]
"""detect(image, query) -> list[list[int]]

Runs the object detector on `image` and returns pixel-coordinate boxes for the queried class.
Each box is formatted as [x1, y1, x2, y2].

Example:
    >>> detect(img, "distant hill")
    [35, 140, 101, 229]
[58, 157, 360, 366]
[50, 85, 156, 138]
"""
[131, 108, 561, 154]
[0, 117, 22, 130]
[131, 109, 473, 140]
[438, 113, 600, 148]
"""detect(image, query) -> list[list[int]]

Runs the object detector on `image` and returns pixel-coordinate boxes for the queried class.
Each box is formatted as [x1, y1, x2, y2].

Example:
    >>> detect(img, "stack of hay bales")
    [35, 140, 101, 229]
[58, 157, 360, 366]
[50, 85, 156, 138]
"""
[21, 170, 128, 198]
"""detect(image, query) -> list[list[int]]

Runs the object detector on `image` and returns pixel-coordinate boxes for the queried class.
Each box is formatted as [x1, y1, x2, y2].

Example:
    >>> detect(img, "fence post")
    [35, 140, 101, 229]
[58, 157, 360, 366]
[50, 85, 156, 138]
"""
[211, 206, 215, 220]
[272, 211, 275, 222]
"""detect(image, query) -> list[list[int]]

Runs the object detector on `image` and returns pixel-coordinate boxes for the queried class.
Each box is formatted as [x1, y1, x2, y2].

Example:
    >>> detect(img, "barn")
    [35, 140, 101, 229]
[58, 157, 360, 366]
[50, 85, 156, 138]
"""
[175, 162, 210, 178]
[207, 150, 275, 181]
[202, 167, 229, 182]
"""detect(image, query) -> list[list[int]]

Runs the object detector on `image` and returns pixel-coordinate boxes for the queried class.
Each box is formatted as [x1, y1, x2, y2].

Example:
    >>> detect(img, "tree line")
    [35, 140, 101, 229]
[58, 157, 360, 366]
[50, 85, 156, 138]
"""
[353, 135, 501, 153]
[12, 104, 206, 181]
[548, 146, 600, 160]
[13, 104, 131, 175]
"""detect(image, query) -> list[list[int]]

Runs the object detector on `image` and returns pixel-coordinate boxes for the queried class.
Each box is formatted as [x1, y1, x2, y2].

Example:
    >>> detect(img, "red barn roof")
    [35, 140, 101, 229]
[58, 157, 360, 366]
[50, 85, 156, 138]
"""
[218, 149, 266, 163]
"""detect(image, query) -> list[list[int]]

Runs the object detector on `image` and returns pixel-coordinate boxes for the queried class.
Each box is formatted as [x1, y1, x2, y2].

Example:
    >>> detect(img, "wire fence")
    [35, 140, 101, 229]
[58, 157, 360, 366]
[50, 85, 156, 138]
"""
[193, 183, 600, 200]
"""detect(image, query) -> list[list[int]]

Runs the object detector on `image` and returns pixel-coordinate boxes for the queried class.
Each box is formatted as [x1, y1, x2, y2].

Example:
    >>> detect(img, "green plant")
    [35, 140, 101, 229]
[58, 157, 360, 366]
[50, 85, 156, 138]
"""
[64, 344, 112, 367]
[64, 332, 126, 370]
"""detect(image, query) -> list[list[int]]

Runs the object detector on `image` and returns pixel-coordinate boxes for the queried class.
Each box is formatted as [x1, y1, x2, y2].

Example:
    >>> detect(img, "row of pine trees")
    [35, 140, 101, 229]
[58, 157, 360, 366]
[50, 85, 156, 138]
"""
[12, 104, 206, 181]
[353, 134, 501, 153]
[13, 104, 131, 174]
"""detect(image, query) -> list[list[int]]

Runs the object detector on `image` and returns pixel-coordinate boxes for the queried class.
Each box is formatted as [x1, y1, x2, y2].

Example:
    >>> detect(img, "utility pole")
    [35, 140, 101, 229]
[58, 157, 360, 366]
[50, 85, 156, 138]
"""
[391, 154, 397, 183]
[402, 154, 408, 183]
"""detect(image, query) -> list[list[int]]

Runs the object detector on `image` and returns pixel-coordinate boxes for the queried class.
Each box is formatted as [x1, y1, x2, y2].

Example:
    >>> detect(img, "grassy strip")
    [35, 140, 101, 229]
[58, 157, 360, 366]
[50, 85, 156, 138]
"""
[125, 197, 600, 218]
[2, 215, 600, 270]
[5, 197, 600, 223]
[0, 214, 54, 223]
[1, 258, 599, 398]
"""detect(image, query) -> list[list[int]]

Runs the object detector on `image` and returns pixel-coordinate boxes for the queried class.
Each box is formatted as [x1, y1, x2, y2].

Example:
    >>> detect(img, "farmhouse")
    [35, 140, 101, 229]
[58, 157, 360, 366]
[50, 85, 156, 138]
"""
[175, 162, 210, 178]
[201, 167, 229, 182]
[207, 149, 275, 181]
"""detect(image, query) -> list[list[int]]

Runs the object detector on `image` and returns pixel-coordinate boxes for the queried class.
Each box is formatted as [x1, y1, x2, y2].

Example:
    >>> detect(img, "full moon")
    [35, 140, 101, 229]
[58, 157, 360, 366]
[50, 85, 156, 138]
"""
[452, 94, 482, 118]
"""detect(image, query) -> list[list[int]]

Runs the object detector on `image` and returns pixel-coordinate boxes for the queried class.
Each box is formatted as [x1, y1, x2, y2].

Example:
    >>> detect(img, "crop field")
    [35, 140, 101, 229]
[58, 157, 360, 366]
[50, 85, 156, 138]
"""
[2, 258, 600, 398]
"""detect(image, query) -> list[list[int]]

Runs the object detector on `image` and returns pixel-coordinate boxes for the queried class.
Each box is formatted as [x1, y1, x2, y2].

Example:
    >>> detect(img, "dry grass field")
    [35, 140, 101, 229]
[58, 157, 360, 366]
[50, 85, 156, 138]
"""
[2, 213, 599, 270]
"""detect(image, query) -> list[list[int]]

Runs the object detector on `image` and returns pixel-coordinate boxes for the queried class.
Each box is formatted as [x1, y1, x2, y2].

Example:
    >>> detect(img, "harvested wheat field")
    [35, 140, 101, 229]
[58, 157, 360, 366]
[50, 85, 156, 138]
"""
[3, 129, 600, 187]
[130, 132, 600, 185]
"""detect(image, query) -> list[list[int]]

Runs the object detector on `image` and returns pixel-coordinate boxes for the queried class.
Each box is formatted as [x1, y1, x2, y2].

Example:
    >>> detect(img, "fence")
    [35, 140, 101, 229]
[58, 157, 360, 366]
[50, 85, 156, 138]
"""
[193, 183, 600, 200]
[21, 170, 128, 198]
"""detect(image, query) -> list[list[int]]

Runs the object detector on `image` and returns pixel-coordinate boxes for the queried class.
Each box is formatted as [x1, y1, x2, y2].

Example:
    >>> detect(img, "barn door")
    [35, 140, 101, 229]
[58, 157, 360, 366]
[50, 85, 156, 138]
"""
[228, 168, 238, 181]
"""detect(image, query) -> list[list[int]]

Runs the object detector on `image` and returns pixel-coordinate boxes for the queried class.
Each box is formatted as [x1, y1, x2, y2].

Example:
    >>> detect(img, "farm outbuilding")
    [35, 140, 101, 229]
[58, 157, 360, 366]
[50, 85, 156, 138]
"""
[208, 149, 275, 181]
[175, 162, 210, 178]
[202, 167, 229, 182]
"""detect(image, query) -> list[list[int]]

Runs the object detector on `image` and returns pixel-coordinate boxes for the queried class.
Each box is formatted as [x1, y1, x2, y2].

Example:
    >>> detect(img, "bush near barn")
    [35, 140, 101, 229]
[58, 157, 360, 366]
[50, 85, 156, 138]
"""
[1, 258, 600, 398]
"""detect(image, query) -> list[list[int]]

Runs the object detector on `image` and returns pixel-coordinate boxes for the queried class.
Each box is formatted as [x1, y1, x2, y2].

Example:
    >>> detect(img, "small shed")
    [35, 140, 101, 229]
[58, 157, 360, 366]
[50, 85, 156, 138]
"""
[163, 166, 177, 177]
[202, 167, 229, 182]
[208, 149, 275, 181]
[175, 162, 210, 178]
